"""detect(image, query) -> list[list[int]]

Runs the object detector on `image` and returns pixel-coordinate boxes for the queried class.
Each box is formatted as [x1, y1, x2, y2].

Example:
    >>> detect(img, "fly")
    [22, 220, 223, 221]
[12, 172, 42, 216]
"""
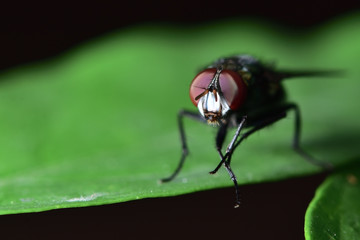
[161, 54, 334, 208]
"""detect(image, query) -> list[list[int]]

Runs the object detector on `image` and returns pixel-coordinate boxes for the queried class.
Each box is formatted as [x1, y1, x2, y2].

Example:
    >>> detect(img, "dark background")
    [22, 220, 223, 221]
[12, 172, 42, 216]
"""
[1, 1, 359, 71]
[0, 1, 358, 239]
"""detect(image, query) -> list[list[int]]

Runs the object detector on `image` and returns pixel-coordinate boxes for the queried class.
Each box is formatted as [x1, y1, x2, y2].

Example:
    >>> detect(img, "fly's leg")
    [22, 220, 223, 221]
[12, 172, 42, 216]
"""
[224, 114, 286, 208]
[215, 121, 229, 154]
[160, 110, 206, 183]
[211, 116, 247, 208]
[223, 161, 241, 208]
[210, 112, 288, 208]
[287, 104, 333, 170]
[210, 116, 247, 175]
[210, 111, 287, 176]
[227, 112, 287, 166]
[227, 103, 332, 170]
[209, 121, 229, 174]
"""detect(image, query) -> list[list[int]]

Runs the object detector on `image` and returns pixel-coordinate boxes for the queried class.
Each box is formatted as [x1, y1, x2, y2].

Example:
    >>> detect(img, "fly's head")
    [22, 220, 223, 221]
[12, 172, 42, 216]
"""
[189, 67, 248, 125]
[193, 71, 230, 125]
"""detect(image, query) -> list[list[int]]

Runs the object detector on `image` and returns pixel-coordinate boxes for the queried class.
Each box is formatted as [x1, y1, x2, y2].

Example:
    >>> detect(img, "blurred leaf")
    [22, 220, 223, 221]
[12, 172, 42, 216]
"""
[0, 14, 360, 214]
[305, 161, 360, 240]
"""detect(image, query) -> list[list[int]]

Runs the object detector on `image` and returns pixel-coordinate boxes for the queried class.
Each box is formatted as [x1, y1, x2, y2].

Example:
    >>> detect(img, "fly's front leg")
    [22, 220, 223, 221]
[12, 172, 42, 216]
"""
[223, 161, 241, 208]
[210, 111, 289, 208]
[210, 116, 247, 175]
[160, 109, 206, 183]
[211, 116, 247, 208]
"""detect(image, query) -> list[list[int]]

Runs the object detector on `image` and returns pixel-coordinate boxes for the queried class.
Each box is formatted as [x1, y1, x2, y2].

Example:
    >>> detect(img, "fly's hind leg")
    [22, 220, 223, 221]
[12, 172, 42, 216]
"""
[287, 103, 333, 170]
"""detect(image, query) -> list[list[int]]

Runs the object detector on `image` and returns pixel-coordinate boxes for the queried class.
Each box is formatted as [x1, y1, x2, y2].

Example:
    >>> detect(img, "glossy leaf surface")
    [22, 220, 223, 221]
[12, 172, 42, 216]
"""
[305, 161, 360, 240]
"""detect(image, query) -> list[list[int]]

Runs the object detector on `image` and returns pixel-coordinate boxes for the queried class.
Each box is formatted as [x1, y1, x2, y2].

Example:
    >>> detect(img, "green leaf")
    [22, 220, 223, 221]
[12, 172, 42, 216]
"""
[0, 14, 360, 214]
[305, 161, 360, 240]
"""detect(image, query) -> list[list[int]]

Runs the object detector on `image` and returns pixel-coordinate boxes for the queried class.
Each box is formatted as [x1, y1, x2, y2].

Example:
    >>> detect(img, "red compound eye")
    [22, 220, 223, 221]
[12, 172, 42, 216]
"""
[219, 69, 247, 110]
[189, 68, 247, 110]
[189, 68, 217, 106]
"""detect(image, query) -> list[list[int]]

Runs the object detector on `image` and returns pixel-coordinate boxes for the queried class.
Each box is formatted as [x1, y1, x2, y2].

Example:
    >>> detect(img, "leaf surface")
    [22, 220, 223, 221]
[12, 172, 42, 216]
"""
[305, 161, 360, 240]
